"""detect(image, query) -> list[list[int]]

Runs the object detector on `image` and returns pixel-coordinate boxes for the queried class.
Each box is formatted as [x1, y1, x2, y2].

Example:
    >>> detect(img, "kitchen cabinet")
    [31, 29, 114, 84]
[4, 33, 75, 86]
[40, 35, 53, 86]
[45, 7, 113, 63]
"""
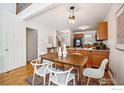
[96, 21, 108, 40]
[91, 51, 109, 69]
[76, 50, 92, 67]
[67, 48, 109, 69]
[74, 34, 83, 38]
[67, 49, 92, 67]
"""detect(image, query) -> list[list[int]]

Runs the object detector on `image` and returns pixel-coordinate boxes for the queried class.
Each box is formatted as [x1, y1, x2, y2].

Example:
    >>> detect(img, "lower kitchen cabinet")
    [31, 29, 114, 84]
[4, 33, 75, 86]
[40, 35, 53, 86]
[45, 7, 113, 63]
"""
[77, 50, 92, 68]
[91, 51, 109, 69]
[67, 49, 109, 69]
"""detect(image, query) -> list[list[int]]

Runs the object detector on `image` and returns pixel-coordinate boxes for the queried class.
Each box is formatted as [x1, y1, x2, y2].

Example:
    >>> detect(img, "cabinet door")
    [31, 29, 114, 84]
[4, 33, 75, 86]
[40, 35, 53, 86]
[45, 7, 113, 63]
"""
[79, 50, 92, 67]
[97, 21, 108, 40]
[92, 52, 109, 68]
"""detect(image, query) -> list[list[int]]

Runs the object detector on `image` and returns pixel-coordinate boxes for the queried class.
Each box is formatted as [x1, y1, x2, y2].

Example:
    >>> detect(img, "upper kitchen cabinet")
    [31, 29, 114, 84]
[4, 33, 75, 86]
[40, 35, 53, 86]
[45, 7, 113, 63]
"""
[96, 21, 108, 40]
[74, 34, 83, 38]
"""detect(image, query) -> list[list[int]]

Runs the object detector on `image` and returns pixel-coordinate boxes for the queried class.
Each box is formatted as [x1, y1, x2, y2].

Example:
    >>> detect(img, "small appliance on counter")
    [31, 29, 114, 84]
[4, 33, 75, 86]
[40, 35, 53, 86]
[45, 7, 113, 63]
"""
[93, 42, 106, 49]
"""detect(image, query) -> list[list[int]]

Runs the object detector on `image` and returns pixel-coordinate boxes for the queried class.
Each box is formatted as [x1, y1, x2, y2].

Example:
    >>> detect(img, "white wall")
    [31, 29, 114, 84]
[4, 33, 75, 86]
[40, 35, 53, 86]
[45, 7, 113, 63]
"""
[105, 4, 124, 85]
[26, 28, 38, 61]
[0, 3, 16, 14]
[25, 20, 56, 56]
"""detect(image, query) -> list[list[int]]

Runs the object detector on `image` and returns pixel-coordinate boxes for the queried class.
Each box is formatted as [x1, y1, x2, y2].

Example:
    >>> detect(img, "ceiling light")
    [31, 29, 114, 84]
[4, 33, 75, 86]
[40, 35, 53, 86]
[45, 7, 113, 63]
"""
[68, 6, 75, 24]
[78, 25, 89, 30]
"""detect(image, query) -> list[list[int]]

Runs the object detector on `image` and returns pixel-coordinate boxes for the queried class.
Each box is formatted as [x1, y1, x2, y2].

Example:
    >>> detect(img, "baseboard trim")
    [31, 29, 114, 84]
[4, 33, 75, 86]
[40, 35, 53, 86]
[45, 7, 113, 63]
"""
[108, 70, 117, 85]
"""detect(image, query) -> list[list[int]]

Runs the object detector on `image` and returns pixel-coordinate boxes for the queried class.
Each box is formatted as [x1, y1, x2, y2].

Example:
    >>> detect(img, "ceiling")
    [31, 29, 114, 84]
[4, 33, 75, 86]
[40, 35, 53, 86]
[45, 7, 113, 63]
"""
[29, 3, 112, 31]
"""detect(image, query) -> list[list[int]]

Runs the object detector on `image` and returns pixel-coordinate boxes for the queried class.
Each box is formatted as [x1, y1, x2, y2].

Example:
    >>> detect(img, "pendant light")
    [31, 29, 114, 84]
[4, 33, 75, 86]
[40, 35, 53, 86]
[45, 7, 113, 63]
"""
[68, 6, 75, 24]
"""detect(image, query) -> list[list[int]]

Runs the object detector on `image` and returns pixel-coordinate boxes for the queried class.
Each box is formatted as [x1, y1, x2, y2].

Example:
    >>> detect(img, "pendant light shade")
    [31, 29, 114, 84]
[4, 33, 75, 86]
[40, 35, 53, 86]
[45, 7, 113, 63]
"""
[68, 6, 75, 24]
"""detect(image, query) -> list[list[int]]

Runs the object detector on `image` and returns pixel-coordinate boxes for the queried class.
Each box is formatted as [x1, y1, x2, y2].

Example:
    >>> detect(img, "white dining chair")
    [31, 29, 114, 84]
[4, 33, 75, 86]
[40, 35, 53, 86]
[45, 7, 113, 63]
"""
[82, 59, 108, 85]
[47, 65, 75, 85]
[31, 59, 53, 85]
[38, 51, 53, 65]
[38, 56, 53, 65]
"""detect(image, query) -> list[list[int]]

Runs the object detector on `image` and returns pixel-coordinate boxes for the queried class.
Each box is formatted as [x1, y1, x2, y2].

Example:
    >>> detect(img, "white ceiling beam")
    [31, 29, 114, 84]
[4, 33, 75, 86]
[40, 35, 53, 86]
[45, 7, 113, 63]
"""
[17, 3, 60, 20]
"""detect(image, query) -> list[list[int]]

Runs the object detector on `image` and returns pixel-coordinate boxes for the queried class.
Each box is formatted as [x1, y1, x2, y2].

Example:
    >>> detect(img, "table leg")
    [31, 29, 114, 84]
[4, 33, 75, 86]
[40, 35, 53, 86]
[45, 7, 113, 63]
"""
[78, 66, 83, 85]
[40, 58, 43, 63]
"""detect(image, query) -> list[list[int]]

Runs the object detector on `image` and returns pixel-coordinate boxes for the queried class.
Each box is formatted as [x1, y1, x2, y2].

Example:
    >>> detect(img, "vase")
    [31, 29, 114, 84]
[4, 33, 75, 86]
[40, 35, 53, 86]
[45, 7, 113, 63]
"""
[62, 44, 67, 57]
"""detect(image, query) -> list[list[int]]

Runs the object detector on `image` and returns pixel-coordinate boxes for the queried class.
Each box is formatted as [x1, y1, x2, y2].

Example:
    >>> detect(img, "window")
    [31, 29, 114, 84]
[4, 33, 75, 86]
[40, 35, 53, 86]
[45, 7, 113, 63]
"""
[84, 34, 93, 44]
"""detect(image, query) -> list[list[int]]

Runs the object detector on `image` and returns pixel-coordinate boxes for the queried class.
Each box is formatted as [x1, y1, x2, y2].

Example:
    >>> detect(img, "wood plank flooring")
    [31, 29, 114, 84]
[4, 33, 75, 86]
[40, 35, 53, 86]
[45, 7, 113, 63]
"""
[0, 64, 113, 85]
[0, 64, 33, 85]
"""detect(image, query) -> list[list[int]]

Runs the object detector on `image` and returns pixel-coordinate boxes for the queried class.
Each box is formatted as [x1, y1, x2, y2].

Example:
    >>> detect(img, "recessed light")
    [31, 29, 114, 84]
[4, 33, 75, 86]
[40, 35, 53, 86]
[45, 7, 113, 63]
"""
[78, 25, 90, 30]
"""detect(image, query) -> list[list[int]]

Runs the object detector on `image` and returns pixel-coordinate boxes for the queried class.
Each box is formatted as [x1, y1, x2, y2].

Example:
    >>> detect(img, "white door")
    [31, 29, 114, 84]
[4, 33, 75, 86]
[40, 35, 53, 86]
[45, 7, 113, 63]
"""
[0, 24, 4, 73]
[0, 12, 26, 73]
[3, 25, 16, 72]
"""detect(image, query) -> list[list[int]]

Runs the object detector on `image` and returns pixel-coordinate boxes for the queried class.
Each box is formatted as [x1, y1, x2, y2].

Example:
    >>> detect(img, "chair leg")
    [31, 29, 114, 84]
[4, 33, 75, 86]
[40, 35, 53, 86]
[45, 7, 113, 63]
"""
[99, 79, 101, 85]
[77, 69, 79, 80]
[43, 76, 46, 86]
[73, 77, 75, 85]
[54, 63, 57, 69]
[48, 79, 51, 85]
[87, 77, 90, 85]
[32, 73, 36, 85]
[48, 74, 51, 85]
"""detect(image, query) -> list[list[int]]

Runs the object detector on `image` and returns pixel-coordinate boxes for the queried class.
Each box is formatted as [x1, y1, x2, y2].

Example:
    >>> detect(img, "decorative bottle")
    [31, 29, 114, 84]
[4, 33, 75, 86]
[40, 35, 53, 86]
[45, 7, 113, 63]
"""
[58, 47, 62, 56]
[62, 44, 67, 57]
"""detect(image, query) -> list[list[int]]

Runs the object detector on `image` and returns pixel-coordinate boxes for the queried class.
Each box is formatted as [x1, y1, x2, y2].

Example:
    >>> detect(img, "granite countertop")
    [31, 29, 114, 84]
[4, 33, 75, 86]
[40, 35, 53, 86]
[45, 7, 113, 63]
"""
[68, 47, 110, 52]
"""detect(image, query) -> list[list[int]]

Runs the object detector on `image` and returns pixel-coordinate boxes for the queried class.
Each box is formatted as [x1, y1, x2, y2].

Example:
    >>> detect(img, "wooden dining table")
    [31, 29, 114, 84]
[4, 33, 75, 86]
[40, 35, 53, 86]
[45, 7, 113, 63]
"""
[40, 53, 88, 85]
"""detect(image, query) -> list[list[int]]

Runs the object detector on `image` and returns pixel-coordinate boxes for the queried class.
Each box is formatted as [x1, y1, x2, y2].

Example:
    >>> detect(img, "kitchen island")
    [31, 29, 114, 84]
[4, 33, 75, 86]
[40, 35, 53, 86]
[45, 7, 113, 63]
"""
[67, 47, 109, 70]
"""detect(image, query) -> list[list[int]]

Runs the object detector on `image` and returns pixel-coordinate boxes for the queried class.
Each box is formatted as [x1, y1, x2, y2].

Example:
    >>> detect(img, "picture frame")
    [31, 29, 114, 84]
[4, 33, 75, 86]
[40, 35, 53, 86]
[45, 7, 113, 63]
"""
[115, 4, 124, 50]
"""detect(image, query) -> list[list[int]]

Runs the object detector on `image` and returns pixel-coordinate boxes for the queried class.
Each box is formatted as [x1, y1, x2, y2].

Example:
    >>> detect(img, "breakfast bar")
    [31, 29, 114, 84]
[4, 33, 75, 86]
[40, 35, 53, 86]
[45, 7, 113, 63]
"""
[67, 47, 110, 69]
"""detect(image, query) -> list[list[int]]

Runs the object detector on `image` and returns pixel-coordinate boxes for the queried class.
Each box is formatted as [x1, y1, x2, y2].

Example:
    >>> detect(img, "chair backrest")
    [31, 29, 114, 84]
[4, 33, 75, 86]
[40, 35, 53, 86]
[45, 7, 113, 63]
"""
[38, 57, 41, 63]
[39, 52, 52, 64]
[47, 65, 73, 85]
[98, 59, 108, 76]
[31, 59, 52, 74]
[30, 59, 39, 71]
[38, 51, 46, 63]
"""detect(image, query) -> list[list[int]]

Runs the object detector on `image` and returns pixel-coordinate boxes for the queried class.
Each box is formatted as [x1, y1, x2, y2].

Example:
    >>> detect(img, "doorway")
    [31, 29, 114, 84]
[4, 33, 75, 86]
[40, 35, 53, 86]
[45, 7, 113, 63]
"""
[26, 27, 38, 64]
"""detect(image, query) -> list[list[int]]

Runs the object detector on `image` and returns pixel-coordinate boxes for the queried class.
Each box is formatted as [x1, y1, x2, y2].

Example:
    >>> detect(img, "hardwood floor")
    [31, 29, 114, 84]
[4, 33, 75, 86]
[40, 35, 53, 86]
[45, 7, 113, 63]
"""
[0, 64, 33, 85]
[0, 64, 113, 85]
